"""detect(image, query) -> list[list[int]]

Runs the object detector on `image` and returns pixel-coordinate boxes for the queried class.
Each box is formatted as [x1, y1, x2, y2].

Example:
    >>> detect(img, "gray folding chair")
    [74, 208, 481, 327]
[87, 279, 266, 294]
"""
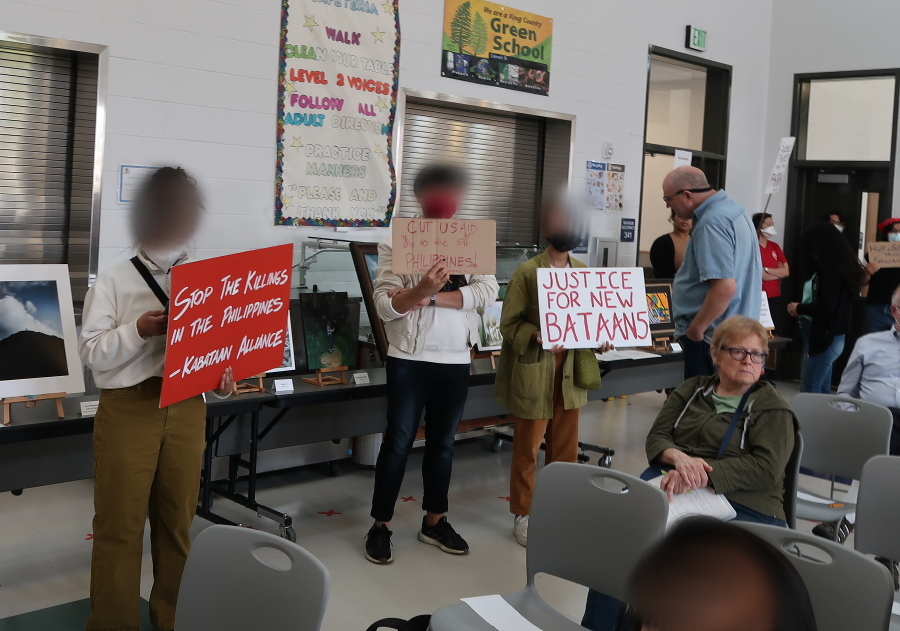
[429, 462, 668, 631]
[739, 522, 894, 631]
[784, 431, 803, 529]
[175, 525, 329, 631]
[790, 394, 892, 535]
[855, 455, 900, 630]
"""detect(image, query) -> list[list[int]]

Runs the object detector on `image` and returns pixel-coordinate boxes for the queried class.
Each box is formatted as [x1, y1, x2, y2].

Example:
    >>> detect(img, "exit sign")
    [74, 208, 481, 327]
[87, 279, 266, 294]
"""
[685, 25, 707, 52]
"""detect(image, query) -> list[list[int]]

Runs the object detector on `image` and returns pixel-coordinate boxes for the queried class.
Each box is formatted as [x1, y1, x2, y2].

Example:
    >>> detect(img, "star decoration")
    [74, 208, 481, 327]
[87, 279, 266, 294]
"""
[281, 192, 294, 210]
[283, 81, 296, 94]
[382, 0, 394, 13]
[374, 144, 384, 156]
[375, 97, 388, 112]
[303, 15, 318, 31]
[372, 27, 385, 43]
[291, 136, 304, 151]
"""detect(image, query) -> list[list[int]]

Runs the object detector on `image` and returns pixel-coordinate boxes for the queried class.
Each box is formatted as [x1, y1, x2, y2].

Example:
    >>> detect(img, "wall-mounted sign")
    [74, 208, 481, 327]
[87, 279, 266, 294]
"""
[585, 161, 607, 210]
[441, 0, 553, 96]
[620, 218, 636, 243]
[685, 25, 707, 52]
[674, 150, 693, 168]
[274, 0, 400, 227]
[118, 165, 156, 204]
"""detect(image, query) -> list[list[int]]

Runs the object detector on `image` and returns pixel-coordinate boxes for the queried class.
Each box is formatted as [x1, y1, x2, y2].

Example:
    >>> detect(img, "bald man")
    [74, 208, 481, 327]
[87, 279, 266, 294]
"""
[663, 167, 761, 379]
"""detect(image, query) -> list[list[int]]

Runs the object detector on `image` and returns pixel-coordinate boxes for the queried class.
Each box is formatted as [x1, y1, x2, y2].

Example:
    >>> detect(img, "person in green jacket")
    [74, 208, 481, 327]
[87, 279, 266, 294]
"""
[495, 197, 612, 547]
[582, 315, 799, 631]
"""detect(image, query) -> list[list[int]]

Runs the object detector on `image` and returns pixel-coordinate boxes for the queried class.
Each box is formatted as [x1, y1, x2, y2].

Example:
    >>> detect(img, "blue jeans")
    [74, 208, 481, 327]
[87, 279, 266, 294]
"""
[370, 357, 470, 522]
[679, 336, 715, 380]
[867, 303, 894, 333]
[799, 319, 845, 394]
[581, 467, 787, 631]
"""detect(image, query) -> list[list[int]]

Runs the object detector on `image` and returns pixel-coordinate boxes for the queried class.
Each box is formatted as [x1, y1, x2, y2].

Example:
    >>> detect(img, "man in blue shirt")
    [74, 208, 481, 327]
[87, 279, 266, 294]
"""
[664, 166, 762, 379]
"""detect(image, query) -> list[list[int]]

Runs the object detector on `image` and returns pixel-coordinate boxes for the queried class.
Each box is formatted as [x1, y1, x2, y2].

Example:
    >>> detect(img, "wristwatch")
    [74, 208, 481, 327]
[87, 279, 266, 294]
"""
[763, 267, 769, 274]
[429, 294, 436, 307]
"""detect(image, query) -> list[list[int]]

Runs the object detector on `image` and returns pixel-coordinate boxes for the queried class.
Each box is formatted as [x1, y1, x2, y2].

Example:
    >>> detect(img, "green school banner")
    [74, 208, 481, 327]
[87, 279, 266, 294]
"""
[440, 0, 553, 96]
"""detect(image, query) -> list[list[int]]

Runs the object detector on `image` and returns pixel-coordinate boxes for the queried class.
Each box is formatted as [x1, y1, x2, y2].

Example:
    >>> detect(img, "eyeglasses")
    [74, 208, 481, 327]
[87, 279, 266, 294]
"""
[720, 346, 768, 364]
[663, 187, 714, 204]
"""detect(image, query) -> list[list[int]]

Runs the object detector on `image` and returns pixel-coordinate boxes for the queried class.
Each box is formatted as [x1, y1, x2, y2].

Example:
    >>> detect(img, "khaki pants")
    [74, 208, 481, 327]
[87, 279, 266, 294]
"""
[87, 378, 206, 631]
[509, 352, 581, 516]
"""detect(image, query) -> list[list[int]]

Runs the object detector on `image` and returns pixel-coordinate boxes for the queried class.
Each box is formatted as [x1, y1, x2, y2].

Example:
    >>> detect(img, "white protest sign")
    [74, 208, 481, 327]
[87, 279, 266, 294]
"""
[536, 267, 651, 349]
[764, 137, 796, 195]
[759, 291, 774, 329]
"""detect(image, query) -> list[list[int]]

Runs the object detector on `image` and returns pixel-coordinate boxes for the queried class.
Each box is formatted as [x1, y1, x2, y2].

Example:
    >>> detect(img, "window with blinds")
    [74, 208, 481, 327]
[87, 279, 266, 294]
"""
[0, 40, 101, 302]
[399, 99, 565, 246]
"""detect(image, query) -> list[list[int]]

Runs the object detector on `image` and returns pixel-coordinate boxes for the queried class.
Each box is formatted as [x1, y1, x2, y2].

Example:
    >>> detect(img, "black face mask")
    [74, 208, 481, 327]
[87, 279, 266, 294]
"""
[547, 232, 583, 253]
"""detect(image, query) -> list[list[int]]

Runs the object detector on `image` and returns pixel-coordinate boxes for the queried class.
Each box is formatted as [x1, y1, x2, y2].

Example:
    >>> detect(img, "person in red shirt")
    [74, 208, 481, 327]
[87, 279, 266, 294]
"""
[753, 213, 790, 336]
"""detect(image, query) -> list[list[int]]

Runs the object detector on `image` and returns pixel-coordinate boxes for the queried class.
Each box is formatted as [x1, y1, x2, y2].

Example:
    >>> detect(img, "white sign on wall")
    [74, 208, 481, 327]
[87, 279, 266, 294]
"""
[764, 137, 796, 195]
[536, 267, 650, 348]
[674, 150, 693, 168]
[118, 165, 156, 204]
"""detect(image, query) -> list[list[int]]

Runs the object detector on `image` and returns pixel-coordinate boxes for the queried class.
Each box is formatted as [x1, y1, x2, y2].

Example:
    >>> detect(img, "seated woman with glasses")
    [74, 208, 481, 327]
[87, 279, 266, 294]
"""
[582, 316, 799, 631]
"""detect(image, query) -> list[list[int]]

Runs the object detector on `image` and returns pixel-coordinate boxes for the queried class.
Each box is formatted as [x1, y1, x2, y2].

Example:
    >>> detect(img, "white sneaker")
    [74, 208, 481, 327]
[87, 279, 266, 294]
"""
[513, 515, 528, 547]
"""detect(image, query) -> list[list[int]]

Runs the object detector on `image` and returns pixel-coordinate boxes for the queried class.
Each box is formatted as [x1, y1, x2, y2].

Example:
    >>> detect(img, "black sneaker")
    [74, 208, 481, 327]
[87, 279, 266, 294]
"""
[812, 520, 853, 544]
[365, 523, 393, 564]
[417, 516, 469, 555]
[875, 557, 900, 591]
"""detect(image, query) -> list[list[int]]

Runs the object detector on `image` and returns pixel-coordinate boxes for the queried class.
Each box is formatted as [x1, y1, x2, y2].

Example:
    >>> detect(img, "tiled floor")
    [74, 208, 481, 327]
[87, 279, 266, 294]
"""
[0, 383, 821, 630]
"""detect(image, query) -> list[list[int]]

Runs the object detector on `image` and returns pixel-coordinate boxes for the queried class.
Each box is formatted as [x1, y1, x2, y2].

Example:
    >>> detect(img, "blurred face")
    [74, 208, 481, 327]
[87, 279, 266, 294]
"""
[416, 183, 464, 219]
[142, 186, 201, 249]
[638, 548, 779, 631]
[712, 333, 766, 389]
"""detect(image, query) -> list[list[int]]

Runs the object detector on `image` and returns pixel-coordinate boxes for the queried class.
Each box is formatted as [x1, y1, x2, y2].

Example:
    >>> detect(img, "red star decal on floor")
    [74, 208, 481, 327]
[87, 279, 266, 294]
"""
[317, 510, 341, 516]
[401, 496, 416, 502]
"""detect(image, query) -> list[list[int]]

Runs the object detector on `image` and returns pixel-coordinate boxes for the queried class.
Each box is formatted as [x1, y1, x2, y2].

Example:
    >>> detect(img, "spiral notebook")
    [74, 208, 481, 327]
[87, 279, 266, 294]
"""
[648, 476, 737, 528]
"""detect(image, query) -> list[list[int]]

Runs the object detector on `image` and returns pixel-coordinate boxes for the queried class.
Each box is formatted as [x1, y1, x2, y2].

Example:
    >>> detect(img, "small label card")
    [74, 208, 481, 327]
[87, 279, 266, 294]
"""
[273, 379, 294, 392]
[670, 342, 683, 353]
[353, 372, 371, 385]
[80, 400, 100, 416]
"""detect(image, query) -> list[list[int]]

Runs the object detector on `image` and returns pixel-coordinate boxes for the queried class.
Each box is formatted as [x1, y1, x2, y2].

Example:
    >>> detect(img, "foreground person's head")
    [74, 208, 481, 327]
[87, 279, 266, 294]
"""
[413, 163, 467, 219]
[132, 166, 203, 254]
[629, 518, 817, 631]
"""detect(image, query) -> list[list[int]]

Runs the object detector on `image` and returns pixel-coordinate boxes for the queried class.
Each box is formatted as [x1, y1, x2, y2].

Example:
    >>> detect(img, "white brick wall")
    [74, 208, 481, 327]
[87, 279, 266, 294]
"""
[2, 0, 775, 271]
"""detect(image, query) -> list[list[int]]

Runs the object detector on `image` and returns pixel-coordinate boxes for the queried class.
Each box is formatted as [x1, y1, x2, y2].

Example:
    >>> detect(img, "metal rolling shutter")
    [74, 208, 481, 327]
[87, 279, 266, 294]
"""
[0, 43, 98, 301]
[399, 100, 542, 246]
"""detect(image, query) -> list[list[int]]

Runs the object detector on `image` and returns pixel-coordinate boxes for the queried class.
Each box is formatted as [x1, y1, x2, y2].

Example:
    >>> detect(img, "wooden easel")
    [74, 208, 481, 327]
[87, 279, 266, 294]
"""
[651, 336, 671, 352]
[233, 373, 266, 395]
[471, 350, 501, 370]
[301, 366, 348, 387]
[2, 392, 65, 427]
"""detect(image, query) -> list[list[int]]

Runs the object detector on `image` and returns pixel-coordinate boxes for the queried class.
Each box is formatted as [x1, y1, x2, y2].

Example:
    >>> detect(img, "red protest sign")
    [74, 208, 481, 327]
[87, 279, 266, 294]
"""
[536, 267, 651, 348]
[159, 244, 293, 408]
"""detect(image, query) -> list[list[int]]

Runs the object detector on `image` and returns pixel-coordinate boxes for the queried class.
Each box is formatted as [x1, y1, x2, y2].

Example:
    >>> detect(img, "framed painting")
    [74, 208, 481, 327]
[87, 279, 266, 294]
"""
[645, 282, 675, 337]
[350, 242, 388, 362]
[477, 301, 504, 351]
[0, 265, 84, 397]
[299, 292, 359, 371]
[265, 299, 309, 376]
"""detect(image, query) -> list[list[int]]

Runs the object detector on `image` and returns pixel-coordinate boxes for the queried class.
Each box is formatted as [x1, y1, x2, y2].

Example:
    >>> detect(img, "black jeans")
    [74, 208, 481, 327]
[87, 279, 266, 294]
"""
[370, 357, 471, 522]
[679, 335, 716, 380]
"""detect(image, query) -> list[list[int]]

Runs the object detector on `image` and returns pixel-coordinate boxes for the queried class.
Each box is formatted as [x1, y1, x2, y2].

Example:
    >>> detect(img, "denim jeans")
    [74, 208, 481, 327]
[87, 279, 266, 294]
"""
[581, 466, 787, 631]
[799, 319, 845, 394]
[370, 357, 470, 522]
[867, 303, 894, 333]
[679, 336, 716, 380]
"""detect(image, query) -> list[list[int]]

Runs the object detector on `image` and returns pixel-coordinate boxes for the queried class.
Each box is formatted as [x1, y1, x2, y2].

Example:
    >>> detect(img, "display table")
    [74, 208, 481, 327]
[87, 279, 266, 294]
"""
[0, 352, 684, 537]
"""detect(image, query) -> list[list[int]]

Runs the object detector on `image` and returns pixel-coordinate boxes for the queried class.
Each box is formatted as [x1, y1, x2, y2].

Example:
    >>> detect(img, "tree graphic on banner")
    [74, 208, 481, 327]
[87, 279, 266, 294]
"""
[471, 12, 488, 56]
[450, 1, 473, 53]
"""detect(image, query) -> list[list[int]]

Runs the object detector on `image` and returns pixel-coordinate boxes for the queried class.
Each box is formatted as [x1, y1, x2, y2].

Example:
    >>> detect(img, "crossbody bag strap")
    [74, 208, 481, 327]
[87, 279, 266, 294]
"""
[715, 383, 760, 460]
[130, 256, 169, 310]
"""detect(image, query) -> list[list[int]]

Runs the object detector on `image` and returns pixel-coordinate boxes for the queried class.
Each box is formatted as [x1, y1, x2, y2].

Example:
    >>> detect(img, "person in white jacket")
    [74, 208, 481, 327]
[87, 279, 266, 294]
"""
[364, 165, 498, 564]
[79, 167, 233, 631]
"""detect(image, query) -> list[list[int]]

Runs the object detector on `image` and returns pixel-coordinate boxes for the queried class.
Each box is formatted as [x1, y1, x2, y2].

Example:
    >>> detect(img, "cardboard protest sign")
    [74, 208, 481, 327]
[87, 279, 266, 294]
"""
[391, 218, 496, 275]
[160, 244, 293, 408]
[867, 242, 900, 268]
[536, 267, 650, 349]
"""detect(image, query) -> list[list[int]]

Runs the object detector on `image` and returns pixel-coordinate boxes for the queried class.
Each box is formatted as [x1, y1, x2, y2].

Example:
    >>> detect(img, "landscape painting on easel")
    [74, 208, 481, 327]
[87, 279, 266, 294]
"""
[0, 265, 84, 397]
[299, 292, 359, 371]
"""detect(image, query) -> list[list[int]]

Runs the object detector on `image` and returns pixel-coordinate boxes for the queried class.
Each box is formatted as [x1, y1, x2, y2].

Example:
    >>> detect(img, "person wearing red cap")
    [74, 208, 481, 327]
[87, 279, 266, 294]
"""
[864, 218, 900, 331]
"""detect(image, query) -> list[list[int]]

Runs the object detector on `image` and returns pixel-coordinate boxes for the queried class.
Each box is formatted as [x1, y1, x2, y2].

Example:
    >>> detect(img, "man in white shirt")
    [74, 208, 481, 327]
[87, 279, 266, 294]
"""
[364, 165, 498, 564]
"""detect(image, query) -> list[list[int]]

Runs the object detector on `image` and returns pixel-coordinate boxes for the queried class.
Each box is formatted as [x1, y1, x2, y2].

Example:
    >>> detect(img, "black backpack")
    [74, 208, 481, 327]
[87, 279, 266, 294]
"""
[366, 616, 431, 631]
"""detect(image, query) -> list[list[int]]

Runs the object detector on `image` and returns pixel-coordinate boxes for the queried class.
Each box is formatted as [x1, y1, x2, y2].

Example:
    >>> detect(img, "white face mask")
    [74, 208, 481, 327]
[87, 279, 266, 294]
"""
[760, 226, 777, 237]
[834, 223, 845, 233]
[144, 247, 185, 271]
[889, 233, 900, 242]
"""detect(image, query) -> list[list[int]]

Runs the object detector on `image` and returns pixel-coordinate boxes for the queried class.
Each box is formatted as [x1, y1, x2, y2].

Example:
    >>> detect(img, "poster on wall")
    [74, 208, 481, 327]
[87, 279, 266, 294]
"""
[585, 161, 607, 210]
[160, 245, 293, 407]
[274, 0, 400, 228]
[605, 164, 625, 211]
[440, 0, 553, 96]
